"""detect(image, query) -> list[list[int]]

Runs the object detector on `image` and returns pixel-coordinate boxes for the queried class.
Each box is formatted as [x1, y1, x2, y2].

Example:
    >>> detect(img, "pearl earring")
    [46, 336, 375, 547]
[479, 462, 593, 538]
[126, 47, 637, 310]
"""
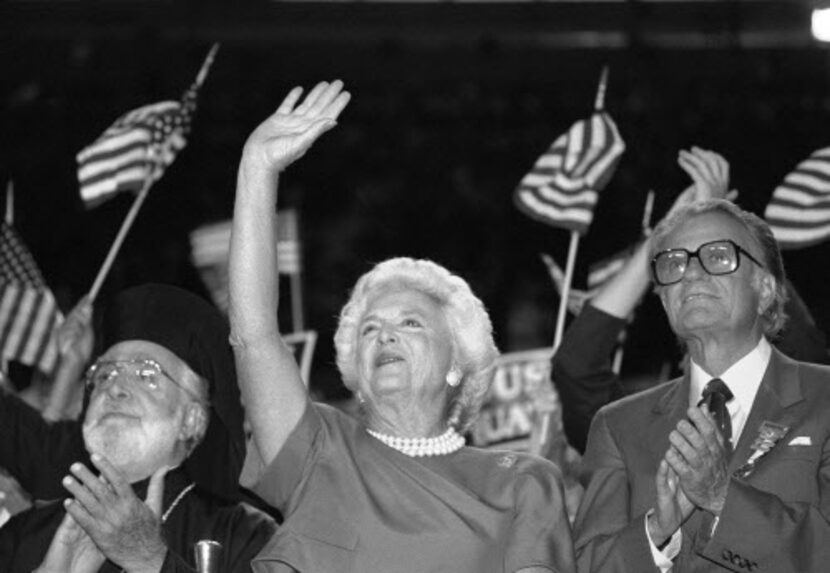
[446, 368, 461, 387]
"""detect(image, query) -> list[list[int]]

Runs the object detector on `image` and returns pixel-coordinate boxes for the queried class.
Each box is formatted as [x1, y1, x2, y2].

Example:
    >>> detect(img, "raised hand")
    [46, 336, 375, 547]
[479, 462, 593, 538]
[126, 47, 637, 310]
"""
[241, 80, 351, 176]
[56, 295, 94, 366]
[62, 454, 169, 573]
[648, 457, 695, 548]
[677, 146, 732, 202]
[35, 511, 106, 573]
[43, 295, 94, 421]
[666, 406, 730, 515]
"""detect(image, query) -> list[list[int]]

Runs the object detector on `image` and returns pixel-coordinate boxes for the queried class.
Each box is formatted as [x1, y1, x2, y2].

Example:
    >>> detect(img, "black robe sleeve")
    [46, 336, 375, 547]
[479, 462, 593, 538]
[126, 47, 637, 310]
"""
[551, 304, 627, 454]
[0, 387, 88, 499]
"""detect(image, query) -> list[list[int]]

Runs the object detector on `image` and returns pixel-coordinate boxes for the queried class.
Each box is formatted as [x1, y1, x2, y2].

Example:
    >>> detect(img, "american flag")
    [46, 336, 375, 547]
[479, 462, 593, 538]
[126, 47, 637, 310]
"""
[76, 83, 198, 207]
[276, 209, 302, 275]
[189, 211, 302, 312]
[0, 222, 62, 374]
[515, 111, 625, 235]
[765, 146, 830, 249]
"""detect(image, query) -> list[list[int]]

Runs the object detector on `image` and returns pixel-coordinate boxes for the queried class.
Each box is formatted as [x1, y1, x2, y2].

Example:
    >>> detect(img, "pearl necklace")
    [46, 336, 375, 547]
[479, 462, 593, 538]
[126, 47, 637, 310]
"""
[367, 427, 465, 457]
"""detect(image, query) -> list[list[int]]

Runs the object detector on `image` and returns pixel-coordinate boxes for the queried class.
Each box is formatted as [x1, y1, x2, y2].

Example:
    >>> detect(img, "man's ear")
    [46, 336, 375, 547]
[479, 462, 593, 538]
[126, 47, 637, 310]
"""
[180, 402, 208, 443]
[756, 272, 776, 316]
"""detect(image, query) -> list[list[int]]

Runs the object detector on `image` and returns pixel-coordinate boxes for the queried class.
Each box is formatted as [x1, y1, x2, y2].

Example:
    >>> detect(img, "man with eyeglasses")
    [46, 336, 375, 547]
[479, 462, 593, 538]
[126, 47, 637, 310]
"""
[0, 283, 276, 572]
[574, 199, 830, 572]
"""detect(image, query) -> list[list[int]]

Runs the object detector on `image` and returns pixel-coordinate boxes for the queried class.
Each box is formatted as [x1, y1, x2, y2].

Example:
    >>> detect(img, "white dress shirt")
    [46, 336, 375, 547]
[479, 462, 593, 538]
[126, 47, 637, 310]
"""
[647, 337, 772, 571]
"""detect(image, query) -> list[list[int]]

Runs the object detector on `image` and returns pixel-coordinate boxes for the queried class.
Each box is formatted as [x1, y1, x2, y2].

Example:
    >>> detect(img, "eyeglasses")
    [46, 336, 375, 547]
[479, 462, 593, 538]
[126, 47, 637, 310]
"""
[651, 239, 764, 286]
[85, 359, 202, 402]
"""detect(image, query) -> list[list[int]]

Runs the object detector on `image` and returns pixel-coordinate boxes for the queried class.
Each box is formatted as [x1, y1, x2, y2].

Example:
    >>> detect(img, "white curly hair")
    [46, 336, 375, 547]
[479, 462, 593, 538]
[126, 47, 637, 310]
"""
[333, 257, 499, 433]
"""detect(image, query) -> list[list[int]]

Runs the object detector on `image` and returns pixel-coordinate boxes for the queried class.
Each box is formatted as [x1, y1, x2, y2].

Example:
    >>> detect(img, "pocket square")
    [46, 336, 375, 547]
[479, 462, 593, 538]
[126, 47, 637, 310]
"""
[788, 436, 812, 446]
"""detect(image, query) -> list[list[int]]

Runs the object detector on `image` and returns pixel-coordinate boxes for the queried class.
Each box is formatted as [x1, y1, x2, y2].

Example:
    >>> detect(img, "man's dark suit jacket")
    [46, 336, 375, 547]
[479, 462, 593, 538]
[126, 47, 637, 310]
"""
[574, 345, 830, 572]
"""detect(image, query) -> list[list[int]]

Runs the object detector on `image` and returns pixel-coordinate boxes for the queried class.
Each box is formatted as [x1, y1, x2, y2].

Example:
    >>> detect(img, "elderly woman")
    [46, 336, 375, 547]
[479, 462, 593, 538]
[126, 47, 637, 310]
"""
[229, 80, 575, 572]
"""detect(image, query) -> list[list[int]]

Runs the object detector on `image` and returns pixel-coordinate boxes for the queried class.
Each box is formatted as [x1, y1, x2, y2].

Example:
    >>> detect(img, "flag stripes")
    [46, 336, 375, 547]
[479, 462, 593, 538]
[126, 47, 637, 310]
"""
[0, 286, 60, 370]
[765, 147, 830, 249]
[0, 223, 62, 374]
[190, 212, 302, 312]
[77, 87, 197, 206]
[276, 209, 301, 275]
[515, 111, 625, 234]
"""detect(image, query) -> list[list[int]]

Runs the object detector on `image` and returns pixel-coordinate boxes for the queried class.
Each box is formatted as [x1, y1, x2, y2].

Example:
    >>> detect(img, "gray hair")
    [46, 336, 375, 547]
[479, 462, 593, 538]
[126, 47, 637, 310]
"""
[650, 198, 788, 337]
[334, 257, 499, 433]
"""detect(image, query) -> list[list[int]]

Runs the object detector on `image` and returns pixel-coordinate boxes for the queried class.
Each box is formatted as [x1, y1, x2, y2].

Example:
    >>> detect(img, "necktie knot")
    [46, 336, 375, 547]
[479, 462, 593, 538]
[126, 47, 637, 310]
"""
[702, 377, 733, 402]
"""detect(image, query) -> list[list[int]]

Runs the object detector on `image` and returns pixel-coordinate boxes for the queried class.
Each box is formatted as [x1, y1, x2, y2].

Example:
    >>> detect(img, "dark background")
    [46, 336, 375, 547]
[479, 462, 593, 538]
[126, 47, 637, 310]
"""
[3, 0, 830, 398]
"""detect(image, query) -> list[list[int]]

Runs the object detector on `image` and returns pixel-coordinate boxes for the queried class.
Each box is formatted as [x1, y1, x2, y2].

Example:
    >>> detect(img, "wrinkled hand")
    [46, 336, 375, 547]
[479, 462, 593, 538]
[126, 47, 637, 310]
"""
[36, 511, 105, 573]
[648, 457, 695, 548]
[56, 295, 94, 367]
[664, 147, 737, 222]
[678, 146, 731, 201]
[666, 407, 730, 515]
[241, 80, 351, 176]
[63, 454, 168, 573]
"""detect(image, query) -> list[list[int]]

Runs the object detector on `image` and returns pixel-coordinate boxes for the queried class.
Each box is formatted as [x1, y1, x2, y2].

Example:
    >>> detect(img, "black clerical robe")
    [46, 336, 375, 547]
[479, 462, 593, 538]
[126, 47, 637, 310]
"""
[0, 389, 276, 572]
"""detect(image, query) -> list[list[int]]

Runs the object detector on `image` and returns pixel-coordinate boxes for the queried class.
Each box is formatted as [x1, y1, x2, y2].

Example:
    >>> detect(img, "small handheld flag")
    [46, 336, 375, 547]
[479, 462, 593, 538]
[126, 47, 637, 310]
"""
[77, 44, 219, 207]
[0, 222, 63, 375]
[190, 210, 304, 327]
[514, 69, 625, 235]
[765, 146, 830, 249]
[83, 45, 220, 301]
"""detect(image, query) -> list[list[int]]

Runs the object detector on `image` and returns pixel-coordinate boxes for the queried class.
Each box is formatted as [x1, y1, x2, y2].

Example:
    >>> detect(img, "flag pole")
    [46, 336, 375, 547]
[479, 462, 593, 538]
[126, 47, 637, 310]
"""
[290, 274, 304, 332]
[552, 231, 580, 350]
[194, 43, 220, 90]
[285, 210, 305, 332]
[528, 229, 579, 457]
[642, 189, 655, 234]
[532, 66, 609, 457]
[87, 175, 154, 302]
[85, 44, 219, 303]
[5, 180, 13, 225]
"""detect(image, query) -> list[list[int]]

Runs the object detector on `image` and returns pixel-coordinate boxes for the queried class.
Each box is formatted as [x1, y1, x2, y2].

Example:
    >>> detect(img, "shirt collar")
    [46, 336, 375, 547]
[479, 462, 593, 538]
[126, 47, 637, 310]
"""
[689, 336, 772, 410]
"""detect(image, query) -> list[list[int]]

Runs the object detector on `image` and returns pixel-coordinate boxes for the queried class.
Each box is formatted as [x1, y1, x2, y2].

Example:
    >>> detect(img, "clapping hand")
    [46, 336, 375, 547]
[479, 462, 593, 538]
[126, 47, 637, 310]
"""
[648, 457, 695, 548]
[666, 406, 730, 516]
[678, 146, 733, 202]
[62, 454, 168, 573]
[665, 147, 737, 221]
[35, 511, 105, 573]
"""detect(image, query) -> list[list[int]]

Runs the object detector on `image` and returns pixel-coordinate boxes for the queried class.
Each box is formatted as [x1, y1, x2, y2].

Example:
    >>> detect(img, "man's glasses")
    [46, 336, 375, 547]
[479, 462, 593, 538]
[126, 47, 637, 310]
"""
[85, 359, 202, 402]
[651, 239, 764, 286]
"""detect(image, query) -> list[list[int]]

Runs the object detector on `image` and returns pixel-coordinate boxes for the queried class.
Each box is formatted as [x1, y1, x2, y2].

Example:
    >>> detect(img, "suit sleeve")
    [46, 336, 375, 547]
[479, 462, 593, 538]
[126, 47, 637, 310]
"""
[694, 447, 830, 572]
[551, 305, 627, 454]
[0, 387, 87, 499]
[573, 408, 660, 573]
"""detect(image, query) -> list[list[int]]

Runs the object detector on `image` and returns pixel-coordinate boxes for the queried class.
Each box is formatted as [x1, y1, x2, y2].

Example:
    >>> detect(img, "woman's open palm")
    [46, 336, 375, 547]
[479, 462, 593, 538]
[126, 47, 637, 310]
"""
[243, 80, 351, 174]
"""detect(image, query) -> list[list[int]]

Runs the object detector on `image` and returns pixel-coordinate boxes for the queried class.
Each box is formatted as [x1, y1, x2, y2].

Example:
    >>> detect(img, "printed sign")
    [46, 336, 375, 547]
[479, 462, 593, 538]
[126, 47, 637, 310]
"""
[470, 348, 561, 451]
